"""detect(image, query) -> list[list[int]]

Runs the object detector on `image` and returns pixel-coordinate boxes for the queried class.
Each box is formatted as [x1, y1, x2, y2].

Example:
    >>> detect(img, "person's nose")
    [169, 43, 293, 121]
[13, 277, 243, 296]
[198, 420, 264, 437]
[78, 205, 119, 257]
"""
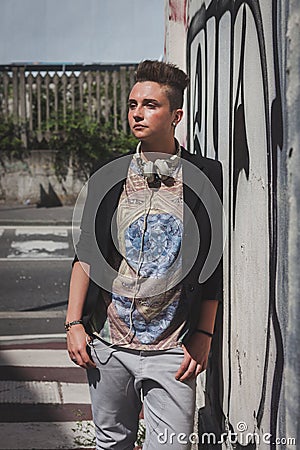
[133, 104, 143, 121]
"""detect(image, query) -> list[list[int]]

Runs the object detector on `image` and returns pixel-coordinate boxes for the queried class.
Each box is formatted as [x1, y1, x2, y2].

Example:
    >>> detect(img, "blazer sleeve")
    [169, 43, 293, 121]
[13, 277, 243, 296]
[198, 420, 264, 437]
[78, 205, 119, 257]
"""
[72, 161, 106, 267]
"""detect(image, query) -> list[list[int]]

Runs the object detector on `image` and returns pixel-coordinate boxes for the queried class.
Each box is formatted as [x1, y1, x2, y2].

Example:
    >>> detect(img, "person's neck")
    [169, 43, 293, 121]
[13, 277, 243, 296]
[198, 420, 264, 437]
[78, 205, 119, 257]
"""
[140, 137, 177, 160]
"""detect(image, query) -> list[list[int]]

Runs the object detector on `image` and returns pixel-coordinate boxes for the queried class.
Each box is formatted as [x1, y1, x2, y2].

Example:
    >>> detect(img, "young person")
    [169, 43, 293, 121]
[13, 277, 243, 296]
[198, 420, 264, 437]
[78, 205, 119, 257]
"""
[66, 60, 223, 449]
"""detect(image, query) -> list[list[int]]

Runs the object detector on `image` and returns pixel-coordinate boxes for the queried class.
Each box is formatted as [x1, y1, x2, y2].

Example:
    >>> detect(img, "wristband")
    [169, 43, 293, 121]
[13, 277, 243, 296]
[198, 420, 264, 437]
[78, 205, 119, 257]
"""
[195, 328, 213, 338]
[64, 320, 83, 331]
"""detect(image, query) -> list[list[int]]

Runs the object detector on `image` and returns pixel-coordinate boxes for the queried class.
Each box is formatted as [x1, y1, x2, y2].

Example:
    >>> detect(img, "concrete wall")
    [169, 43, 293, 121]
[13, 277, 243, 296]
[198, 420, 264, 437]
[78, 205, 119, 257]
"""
[285, 0, 300, 447]
[0, 150, 83, 205]
[165, 0, 299, 448]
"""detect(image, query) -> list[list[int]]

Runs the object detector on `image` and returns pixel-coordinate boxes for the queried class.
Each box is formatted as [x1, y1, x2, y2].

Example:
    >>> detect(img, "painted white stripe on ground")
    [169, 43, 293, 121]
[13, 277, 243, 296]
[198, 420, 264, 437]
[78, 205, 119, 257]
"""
[0, 349, 76, 367]
[61, 382, 90, 404]
[0, 229, 4, 237]
[15, 228, 68, 236]
[0, 257, 73, 261]
[0, 311, 66, 318]
[0, 333, 66, 342]
[8, 240, 69, 258]
[0, 381, 89, 404]
[0, 421, 95, 449]
[0, 225, 75, 230]
[0, 380, 61, 404]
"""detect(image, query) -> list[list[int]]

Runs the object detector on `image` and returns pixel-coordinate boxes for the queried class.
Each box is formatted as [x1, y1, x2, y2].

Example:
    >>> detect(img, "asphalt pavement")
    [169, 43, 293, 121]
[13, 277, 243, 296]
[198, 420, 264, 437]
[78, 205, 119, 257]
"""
[0, 202, 96, 449]
[0, 203, 74, 226]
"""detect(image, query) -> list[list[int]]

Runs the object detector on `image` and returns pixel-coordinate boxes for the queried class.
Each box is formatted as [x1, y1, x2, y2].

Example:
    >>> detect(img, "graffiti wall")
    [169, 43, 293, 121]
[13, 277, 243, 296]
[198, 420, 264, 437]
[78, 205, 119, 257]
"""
[165, 0, 299, 448]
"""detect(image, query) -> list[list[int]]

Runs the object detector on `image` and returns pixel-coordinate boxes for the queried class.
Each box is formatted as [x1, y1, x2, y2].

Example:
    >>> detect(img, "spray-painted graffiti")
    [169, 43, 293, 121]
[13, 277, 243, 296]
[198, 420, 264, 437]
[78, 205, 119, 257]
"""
[184, 0, 284, 446]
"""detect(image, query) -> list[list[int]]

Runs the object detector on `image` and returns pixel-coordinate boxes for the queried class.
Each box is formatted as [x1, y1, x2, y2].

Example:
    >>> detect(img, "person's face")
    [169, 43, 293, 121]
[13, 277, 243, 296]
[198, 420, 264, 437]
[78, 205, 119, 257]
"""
[128, 81, 182, 145]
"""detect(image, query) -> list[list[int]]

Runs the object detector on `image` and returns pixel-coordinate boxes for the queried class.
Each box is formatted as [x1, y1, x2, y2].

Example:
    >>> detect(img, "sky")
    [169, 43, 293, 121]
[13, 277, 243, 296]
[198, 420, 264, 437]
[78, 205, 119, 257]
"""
[0, 0, 165, 64]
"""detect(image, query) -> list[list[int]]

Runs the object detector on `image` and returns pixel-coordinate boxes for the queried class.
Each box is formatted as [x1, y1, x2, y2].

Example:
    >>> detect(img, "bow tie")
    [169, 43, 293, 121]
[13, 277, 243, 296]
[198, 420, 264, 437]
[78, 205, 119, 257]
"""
[146, 173, 175, 188]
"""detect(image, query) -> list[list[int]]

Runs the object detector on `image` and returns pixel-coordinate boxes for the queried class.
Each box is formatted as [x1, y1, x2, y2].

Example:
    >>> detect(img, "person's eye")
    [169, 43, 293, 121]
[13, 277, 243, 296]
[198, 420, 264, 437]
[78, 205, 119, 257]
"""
[128, 102, 136, 109]
[147, 103, 157, 109]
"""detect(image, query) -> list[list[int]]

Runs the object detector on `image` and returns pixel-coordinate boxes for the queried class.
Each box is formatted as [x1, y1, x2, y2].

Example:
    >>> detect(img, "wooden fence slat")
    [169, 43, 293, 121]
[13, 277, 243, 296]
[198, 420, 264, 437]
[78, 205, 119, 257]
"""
[70, 73, 76, 116]
[96, 71, 101, 122]
[26, 74, 34, 132]
[36, 73, 42, 141]
[112, 70, 118, 131]
[104, 71, 110, 123]
[62, 73, 68, 119]
[3, 73, 10, 118]
[12, 67, 18, 123]
[53, 73, 59, 131]
[120, 66, 127, 133]
[87, 72, 93, 118]
[19, 67, 27, 146]
[45, 74, 51, 133]
[79, 72, 84, 113]
[129, 66, 136, 90]
[0, 64, 137, 147]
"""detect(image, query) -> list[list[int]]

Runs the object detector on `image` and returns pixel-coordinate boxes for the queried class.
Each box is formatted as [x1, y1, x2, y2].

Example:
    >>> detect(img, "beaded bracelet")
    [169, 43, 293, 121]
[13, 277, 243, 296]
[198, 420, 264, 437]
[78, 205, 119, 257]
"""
[64, 320, 83, 331]
[195, 328, 214, 338]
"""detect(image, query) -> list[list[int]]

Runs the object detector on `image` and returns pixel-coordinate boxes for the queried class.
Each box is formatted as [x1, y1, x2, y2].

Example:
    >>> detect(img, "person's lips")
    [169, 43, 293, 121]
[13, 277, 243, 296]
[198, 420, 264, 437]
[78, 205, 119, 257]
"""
[133, 124, 147, 130]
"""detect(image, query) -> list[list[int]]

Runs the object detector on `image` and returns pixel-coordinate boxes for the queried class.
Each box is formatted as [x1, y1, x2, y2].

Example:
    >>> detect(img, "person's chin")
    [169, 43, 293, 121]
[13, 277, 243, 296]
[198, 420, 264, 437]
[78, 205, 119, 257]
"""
[132, 129, 149, 139]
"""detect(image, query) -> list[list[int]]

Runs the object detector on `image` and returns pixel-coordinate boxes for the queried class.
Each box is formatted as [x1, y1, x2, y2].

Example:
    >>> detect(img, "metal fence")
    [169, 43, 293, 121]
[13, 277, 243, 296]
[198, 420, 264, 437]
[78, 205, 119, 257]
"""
[0, 63, 137, 147]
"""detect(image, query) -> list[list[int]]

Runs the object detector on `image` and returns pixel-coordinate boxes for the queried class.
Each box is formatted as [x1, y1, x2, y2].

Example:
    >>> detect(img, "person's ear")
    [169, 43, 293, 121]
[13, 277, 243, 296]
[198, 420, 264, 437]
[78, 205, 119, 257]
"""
[172, 109, 184, 127]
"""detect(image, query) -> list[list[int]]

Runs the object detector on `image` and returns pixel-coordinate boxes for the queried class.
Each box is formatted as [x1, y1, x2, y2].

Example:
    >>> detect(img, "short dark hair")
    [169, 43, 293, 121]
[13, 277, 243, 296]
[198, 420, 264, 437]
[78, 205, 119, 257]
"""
[135, 60, 189, 110]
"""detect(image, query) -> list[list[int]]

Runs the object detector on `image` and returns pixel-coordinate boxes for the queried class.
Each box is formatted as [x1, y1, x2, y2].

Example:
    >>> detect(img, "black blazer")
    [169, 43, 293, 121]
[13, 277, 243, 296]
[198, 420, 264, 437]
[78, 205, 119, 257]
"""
[74, 147, 223, 340]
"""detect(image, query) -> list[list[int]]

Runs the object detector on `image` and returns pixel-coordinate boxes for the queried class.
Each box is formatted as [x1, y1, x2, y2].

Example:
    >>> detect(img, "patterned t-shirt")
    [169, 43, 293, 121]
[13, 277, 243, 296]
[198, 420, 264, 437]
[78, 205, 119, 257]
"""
[91, 153, 187, 350]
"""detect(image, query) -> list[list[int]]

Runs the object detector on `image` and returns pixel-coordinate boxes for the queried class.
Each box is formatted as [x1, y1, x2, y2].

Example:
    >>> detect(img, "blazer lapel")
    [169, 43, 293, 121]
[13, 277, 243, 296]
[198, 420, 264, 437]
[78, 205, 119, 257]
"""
[181, 148, 205, 217]
[181, 149, 207, 278]
[99, 153, 133, 258]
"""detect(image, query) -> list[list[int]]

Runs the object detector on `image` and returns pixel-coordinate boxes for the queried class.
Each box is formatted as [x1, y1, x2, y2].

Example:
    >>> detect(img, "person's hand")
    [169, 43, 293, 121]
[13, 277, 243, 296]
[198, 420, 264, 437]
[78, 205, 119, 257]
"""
[175, 332, 212, 382]
[66, 325, 96, 369]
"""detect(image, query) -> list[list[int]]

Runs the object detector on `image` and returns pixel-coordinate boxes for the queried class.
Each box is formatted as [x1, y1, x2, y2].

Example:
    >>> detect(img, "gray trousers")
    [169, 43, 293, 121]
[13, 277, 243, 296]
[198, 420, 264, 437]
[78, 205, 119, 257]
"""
[87, 338, 196, 450]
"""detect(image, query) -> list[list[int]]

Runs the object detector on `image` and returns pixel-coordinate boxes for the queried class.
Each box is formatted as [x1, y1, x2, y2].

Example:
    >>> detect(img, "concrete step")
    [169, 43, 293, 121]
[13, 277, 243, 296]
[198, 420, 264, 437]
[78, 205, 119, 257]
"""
[0, 338, 94, 450]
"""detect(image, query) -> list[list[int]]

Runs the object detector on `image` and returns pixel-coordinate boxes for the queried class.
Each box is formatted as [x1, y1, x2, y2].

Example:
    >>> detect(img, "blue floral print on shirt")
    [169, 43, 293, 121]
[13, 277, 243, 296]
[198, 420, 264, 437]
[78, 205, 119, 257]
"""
[125, 213, 182, 278]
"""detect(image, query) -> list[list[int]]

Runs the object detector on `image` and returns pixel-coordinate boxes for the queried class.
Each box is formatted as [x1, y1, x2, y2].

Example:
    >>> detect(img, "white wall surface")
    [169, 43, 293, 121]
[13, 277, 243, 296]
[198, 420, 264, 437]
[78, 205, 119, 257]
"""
[165, 0, 299, 447]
